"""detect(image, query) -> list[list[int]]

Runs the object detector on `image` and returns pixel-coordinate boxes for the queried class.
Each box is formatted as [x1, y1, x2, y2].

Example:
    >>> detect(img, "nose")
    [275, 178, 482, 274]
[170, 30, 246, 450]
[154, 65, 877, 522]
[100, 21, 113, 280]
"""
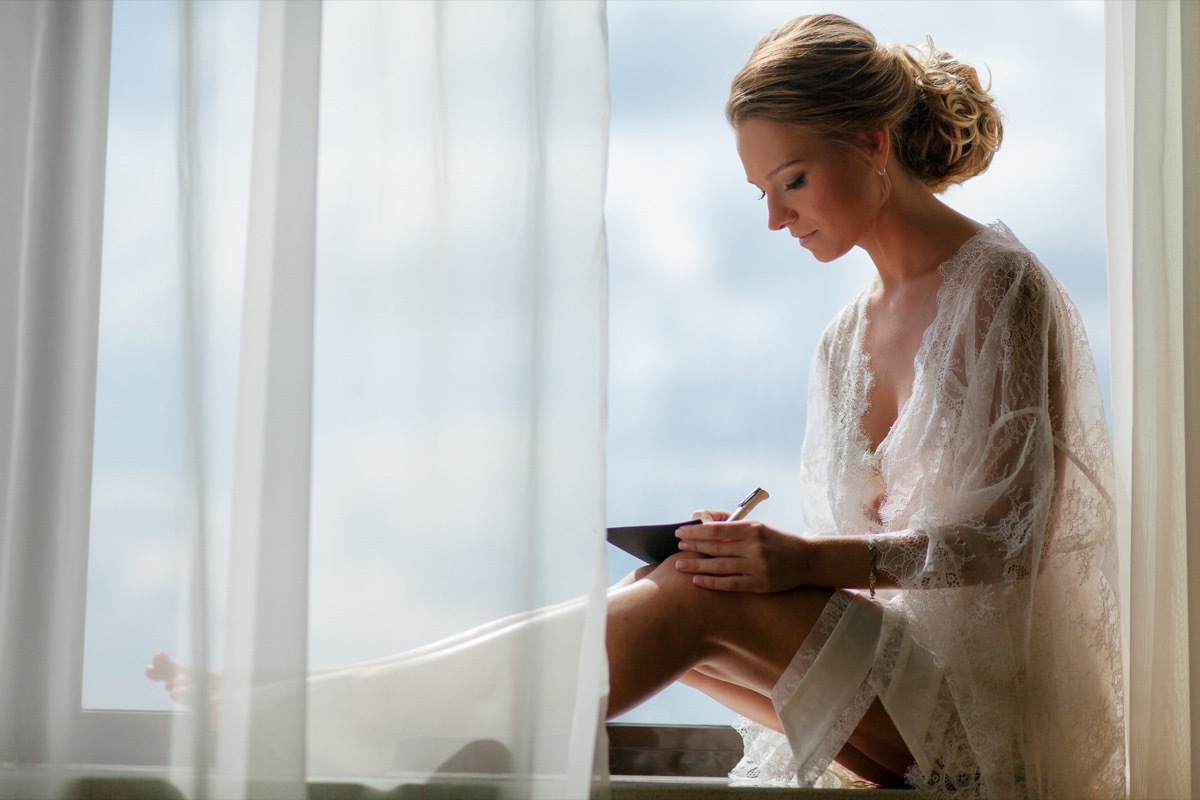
[766, 196, 796, 232]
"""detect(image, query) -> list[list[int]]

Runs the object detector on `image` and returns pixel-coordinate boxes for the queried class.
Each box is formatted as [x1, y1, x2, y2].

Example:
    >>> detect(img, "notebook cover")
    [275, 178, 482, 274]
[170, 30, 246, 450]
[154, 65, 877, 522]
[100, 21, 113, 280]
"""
[606, 519, 701, 564]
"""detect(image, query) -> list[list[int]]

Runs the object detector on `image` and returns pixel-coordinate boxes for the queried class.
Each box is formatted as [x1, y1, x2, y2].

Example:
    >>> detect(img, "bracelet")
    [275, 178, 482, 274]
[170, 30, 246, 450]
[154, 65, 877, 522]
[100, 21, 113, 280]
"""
[867, 537, 878, 600]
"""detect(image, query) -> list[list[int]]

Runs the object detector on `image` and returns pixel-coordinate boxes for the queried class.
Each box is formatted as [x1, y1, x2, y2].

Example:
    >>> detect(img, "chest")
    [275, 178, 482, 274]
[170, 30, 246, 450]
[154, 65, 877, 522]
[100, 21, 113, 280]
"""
[858, 286, 941, 453]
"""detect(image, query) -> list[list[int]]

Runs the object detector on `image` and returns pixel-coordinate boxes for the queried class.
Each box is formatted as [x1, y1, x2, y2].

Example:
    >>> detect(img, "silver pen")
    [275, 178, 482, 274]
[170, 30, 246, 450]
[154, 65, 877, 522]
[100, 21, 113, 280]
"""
[727, 487, 769, 521]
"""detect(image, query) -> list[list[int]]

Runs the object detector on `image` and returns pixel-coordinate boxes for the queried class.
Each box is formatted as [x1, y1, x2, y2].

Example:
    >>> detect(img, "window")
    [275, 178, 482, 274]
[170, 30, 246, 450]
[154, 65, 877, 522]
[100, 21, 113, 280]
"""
[82, 0, 1109, 736]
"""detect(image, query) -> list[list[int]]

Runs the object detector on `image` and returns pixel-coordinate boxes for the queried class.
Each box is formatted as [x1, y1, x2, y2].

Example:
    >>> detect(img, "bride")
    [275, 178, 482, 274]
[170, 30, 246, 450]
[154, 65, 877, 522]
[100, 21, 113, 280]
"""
[151, 14, 1125, 798]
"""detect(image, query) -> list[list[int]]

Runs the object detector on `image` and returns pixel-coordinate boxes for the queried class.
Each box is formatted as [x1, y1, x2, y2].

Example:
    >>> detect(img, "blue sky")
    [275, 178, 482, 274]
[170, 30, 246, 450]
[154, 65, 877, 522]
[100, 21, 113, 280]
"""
[84, 0, 1107, 731]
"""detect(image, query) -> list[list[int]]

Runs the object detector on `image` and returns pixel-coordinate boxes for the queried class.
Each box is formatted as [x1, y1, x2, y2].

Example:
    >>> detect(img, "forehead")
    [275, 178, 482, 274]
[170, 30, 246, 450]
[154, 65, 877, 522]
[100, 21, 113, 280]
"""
[735, 118, 837, 179]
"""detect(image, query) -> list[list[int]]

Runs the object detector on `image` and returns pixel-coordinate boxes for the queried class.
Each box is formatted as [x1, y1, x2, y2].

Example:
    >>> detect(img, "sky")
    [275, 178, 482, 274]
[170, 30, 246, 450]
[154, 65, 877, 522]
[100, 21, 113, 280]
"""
[83, 0, 1108, 731]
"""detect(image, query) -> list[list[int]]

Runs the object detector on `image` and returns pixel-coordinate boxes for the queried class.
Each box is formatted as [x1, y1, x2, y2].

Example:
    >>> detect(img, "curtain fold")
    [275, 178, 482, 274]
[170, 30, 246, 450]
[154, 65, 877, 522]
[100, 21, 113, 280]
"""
[215, 1, 322, 797]
[301, 2, 610, 795]
[1106, 1, 1200, 797]
[0, 0, 610, 798]
[0, 2, 112, 797]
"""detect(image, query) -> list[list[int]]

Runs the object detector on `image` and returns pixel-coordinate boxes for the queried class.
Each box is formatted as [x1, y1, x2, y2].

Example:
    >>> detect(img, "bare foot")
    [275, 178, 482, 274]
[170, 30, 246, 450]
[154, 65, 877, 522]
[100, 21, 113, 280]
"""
[145, 651, 220, 716]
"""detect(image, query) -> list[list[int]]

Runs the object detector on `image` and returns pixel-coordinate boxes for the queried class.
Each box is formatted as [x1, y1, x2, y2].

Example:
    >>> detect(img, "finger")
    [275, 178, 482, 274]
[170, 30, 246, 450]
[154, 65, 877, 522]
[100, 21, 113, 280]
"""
[677, 538, 744, 557]
[690, 509, 729, 522]
[677, 521, 750, 542]
[675, 556, 745, 576]
[690, 573, 763, 592]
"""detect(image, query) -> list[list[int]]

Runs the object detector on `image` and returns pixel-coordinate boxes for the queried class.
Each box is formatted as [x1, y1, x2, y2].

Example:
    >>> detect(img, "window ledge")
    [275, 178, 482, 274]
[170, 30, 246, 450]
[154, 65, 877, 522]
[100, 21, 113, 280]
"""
[38, 723, 931, 798]
[59, 776, 929, 799]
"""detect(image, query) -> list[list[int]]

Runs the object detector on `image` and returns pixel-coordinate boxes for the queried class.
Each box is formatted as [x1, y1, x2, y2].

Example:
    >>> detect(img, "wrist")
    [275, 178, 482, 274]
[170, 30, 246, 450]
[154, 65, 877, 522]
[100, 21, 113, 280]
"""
[794, 534, 873, 590]
[790, 534, 820, 588]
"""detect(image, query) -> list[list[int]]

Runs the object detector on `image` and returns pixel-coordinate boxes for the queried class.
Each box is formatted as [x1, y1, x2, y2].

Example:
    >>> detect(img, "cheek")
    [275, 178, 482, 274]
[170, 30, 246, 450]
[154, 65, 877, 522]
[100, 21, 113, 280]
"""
[816, 186, 866, 230]
[830, 174, 879, 226]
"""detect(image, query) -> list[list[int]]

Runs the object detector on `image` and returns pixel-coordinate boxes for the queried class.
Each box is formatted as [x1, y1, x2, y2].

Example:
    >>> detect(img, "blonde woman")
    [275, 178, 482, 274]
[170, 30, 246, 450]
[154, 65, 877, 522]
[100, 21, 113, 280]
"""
[606, 13, 1123, 797]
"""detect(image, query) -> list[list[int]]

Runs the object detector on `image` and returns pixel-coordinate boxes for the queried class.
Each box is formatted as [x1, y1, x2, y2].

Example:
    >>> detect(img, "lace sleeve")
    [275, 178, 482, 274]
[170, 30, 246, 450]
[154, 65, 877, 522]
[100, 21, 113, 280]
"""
[873, 251, 1079, 589]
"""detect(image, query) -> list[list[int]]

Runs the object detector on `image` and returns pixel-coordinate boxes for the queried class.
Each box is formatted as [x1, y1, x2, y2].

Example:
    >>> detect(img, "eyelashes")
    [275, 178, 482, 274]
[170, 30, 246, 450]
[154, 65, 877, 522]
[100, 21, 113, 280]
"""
[756, 173, 806, 200]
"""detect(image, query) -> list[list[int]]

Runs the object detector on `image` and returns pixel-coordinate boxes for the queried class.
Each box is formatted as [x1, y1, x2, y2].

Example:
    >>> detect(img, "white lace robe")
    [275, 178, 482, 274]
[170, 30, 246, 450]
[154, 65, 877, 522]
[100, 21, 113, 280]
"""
[731, 223, 1125, 798]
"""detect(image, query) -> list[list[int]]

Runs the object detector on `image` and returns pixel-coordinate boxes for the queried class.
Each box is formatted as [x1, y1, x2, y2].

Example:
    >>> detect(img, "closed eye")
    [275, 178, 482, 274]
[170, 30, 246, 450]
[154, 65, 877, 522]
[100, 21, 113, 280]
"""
[785, 173, 806, 191]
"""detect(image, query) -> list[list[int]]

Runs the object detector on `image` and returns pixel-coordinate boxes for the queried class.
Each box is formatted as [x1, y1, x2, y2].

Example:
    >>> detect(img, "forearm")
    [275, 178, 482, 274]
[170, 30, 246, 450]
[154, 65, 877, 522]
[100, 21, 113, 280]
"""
[676, 520, 916, 593]
[796, 533, 902, 593]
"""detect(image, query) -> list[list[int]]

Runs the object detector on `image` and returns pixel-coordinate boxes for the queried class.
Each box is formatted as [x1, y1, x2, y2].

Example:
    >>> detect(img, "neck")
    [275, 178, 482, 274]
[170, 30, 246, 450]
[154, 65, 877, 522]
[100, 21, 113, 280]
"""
[859, 178, 985, 293]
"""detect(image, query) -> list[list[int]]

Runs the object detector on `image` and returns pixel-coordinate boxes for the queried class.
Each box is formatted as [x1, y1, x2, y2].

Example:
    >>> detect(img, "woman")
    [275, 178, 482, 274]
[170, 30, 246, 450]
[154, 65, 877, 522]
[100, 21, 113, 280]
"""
[605, 12, 1124, 797]
[152, 13, 1124, 797]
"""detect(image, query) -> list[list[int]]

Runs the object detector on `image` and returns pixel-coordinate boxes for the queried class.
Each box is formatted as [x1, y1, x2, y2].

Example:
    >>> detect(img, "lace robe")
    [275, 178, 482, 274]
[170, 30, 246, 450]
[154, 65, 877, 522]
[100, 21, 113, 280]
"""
[730, 223, 1125, 798]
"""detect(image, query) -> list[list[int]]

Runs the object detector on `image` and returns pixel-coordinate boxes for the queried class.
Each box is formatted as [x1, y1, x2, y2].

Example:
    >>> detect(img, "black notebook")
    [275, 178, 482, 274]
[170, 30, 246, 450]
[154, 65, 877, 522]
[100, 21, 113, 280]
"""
[606, 519, 701, 564]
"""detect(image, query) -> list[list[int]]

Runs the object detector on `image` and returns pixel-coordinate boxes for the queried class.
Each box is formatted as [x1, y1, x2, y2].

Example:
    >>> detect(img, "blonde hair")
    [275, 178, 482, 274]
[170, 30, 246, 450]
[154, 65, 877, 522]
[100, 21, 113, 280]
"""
[725, 14, 1002, 193]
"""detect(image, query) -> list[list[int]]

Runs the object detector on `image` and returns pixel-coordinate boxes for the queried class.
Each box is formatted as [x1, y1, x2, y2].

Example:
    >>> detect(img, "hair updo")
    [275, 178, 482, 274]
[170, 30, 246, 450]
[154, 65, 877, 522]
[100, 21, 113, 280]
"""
[726, 14, 1003, 193]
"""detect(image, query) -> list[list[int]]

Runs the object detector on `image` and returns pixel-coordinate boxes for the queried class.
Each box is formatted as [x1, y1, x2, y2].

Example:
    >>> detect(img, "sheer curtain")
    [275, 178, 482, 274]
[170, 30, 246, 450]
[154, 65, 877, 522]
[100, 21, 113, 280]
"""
[0, 0, 112, 795]
[0, 1, 610, 798]
[1106, 1, 1200, 797]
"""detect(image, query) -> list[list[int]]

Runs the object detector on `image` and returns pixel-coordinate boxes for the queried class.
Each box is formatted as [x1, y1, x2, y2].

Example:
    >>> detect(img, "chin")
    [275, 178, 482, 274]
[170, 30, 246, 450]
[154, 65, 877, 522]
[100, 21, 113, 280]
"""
[805, 243, 851, 264]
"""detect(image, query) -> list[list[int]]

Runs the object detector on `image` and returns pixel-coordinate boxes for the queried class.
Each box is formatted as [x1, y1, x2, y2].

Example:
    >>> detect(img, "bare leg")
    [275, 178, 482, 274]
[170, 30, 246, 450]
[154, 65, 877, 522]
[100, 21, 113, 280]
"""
[679, 669, 907, 786]
[605, 552, 914, 781]
[148, 554, 915, 780]
[842, 700, 911, 787]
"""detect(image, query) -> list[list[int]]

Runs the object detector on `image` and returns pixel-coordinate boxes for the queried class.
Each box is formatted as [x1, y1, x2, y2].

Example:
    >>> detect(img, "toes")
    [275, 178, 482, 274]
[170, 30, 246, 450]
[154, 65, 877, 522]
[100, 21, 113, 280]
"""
[146, 652, 177, 681]
[167, 673, 195, 694]
[169, 686, 197, 708]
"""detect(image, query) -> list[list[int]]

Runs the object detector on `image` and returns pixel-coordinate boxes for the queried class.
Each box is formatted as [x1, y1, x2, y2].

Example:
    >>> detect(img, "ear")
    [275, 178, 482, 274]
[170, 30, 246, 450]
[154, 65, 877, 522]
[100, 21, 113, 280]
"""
[857, 125, 891, 170]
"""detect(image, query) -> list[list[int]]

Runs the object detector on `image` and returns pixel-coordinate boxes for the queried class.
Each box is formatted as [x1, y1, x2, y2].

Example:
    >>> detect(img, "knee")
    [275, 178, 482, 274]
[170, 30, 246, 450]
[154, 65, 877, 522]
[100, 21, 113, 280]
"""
[612, 553, 742, 630]
[617, 554, 696, 592]
[631, 563, 657, 582]
[644, 553, 724, 608]
[610, 562, 659, 591]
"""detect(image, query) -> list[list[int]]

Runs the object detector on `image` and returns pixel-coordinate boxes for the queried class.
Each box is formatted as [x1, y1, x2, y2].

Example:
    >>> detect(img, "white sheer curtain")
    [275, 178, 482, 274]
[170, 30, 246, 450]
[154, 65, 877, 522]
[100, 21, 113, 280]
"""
[0, 1, 610, 798]
[0, 1, 112, 796]
[1106, 1, 1200, 797]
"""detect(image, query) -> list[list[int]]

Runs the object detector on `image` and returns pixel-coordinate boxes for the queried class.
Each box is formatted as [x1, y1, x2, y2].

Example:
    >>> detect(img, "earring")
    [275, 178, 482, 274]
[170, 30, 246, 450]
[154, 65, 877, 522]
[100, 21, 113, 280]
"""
[876, 167, 885, 177]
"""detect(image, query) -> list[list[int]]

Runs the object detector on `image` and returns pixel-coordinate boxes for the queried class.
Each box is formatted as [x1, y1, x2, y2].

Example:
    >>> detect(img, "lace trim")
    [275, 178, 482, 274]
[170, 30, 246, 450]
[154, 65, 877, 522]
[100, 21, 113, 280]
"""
[730, 591, 881, 788]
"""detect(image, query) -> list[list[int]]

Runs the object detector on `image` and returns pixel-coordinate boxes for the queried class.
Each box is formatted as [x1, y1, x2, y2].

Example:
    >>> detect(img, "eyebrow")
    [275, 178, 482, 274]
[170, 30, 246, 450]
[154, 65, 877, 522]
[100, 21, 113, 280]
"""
[766, 158, 806, 179]
[746, 158, 808, 187]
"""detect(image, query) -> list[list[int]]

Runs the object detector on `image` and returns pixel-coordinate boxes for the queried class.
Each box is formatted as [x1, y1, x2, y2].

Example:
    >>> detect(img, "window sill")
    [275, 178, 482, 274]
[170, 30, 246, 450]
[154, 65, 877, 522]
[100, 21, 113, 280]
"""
[38, 722, 928, 798]
[60, 776, 926, 799]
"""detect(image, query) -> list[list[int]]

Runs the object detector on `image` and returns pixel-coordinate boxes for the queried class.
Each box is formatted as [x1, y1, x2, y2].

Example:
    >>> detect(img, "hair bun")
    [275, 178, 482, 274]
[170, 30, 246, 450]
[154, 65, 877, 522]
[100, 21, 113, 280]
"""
[889, 37, 1003, 192]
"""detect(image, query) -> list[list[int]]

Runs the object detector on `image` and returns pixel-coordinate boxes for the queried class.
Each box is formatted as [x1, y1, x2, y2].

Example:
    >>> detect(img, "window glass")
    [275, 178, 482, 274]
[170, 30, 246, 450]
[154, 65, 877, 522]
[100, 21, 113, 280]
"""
[84, 0, 256, 710]
[84, 1, 1108, 730]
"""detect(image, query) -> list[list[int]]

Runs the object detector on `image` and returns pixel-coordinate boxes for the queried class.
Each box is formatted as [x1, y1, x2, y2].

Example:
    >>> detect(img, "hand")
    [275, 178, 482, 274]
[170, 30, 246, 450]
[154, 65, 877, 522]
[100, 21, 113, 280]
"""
[675, 519, 807, 593]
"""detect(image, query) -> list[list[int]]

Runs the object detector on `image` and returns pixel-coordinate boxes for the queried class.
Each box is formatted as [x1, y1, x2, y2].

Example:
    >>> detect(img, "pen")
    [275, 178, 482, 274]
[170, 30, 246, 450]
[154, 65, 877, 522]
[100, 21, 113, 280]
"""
[727, 487, 769, 521]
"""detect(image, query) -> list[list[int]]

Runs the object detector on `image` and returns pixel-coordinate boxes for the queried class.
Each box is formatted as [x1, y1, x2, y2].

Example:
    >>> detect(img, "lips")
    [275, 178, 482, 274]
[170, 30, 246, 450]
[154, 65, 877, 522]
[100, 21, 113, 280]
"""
[796, 230, 816, 246]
